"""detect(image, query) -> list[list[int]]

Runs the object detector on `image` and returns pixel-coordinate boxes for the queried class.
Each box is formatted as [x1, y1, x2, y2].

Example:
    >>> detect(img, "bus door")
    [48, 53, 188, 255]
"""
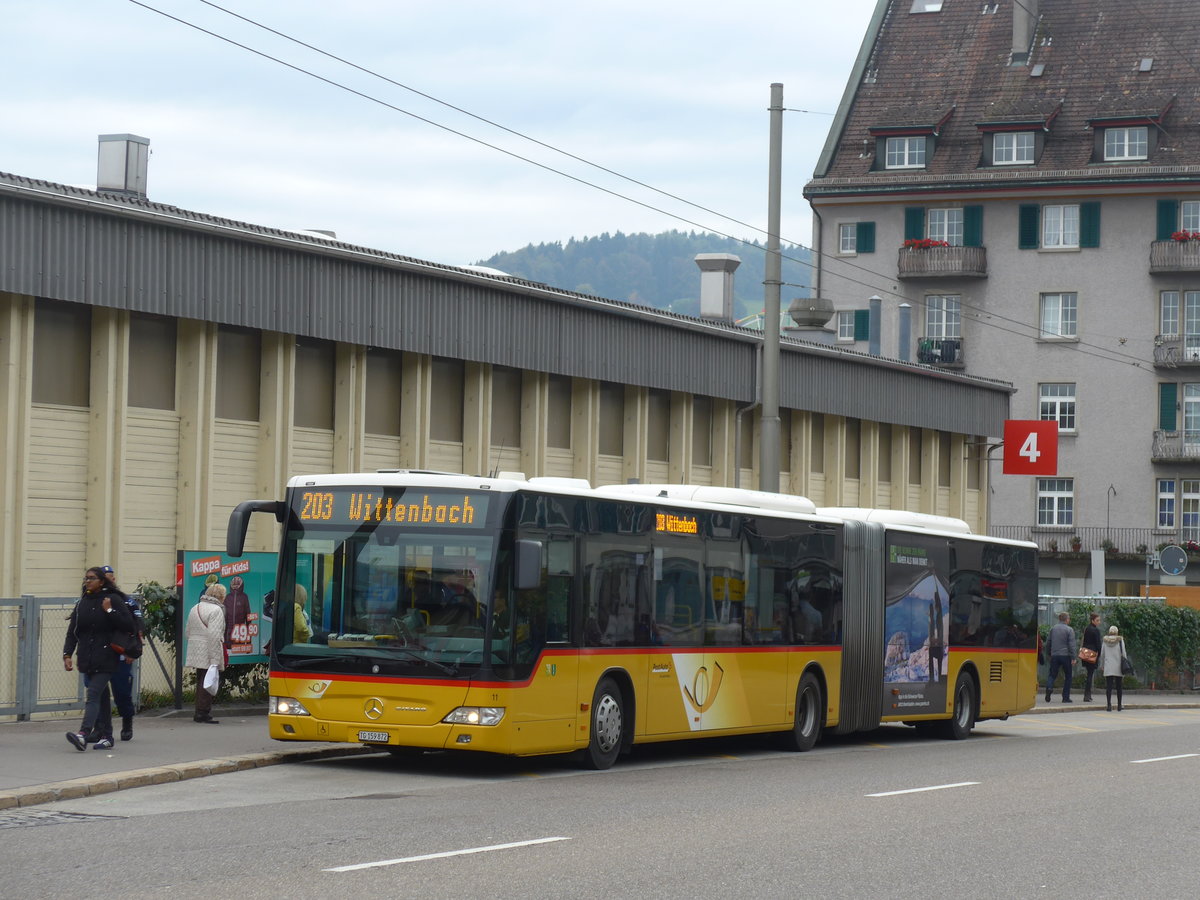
[501, 535, 578, 754]
[643, 547, 700, 734]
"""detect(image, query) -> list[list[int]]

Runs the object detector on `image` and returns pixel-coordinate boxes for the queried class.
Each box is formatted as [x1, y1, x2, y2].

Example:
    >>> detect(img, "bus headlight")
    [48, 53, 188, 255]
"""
[270, 696, 312, 716]
[442, 706, 505, 726]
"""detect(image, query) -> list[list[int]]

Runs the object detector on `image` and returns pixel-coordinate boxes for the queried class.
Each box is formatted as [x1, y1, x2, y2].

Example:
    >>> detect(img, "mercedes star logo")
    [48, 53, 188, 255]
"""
[364, 698, 385, 720]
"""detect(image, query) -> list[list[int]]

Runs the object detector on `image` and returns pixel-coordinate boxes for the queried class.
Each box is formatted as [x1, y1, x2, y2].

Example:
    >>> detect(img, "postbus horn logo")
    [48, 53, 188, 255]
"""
[682, 660, 725, 713]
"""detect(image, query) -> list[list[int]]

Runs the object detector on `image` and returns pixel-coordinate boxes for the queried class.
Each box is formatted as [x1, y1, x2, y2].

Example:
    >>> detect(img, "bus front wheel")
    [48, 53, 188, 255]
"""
[582, 677, 624, 770]
[782, 671, 823, 752]
[942, 671, 976, 740]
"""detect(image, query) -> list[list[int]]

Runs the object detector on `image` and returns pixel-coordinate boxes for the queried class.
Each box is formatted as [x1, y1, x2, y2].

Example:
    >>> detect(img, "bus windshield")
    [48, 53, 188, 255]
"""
[274, 486, 505, 676]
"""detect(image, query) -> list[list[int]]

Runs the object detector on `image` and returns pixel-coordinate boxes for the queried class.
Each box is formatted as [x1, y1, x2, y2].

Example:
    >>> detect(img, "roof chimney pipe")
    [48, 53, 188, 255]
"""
[97, 134, 149, 198]
[695, 253, 741, 322]
[1011, 0, 1039, 66]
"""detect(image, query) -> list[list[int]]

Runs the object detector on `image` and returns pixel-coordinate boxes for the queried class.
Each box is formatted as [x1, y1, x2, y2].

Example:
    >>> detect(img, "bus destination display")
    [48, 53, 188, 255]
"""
[295, 489, 489, 527]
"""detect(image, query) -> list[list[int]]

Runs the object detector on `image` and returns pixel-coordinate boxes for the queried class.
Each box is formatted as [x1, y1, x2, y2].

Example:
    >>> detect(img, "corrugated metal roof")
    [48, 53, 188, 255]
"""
[0, 169, 1011, 434]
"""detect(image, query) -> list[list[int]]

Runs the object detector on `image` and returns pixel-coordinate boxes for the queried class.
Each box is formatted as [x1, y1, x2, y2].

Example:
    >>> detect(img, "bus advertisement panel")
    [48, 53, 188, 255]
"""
[883, 534, 951, 716]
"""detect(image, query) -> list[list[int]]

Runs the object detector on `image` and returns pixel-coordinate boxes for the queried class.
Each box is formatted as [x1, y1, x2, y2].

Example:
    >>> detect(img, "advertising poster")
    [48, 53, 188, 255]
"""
[181, 551, 277, 665]
[882, 535, 950, 716]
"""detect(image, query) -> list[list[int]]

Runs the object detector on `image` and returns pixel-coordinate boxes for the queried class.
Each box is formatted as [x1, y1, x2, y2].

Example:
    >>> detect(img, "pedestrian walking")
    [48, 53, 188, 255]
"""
[62, 566, 138, 750]
[1100, 625, 1127, 711]
[1079, 611, 1102, 702]
[100, 565, 143, 741]
[185, 583, 227, 724]
[1044, 611, 1077, 703]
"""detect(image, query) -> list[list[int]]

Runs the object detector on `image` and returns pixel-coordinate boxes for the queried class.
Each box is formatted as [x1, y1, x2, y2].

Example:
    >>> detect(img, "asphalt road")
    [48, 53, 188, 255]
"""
[5, 709, 1199, 899]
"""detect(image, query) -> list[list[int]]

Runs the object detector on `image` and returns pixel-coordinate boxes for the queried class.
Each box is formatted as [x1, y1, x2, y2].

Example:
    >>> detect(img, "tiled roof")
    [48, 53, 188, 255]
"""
[807, 0, 1200, 194]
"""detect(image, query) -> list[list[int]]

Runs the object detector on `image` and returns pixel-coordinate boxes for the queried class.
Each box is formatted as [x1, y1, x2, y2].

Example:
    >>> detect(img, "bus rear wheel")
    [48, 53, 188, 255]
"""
[582, 677, 624, 770]
[942, 671, 976, 740]
[782, 671, 823, 752]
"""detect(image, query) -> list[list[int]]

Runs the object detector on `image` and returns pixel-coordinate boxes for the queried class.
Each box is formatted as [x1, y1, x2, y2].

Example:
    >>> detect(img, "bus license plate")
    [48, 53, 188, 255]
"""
[358, 730, 389, 744]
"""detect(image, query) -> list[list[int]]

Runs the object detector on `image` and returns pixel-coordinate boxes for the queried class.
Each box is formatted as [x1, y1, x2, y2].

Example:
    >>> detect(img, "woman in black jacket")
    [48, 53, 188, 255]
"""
[62, 566, 136, 750]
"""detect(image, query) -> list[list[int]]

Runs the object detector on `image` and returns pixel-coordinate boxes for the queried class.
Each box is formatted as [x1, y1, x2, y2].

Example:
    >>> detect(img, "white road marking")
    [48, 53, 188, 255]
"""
[323, 836, 572, 872]
[866, 781, 979, 797]
[1131, 753, 1200, 764]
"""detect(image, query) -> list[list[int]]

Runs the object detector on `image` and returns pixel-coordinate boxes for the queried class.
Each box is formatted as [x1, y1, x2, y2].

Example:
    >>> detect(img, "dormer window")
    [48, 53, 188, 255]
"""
[1104, 126, 1148, 160]
[886, 136, 926, 168]
[993, 132, 1035, 164]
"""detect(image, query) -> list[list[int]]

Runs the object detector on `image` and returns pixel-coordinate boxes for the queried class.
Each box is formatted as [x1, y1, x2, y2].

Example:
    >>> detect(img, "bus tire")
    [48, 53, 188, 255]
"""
[582, 676, 624, 770]
[942, 671, 976, 740]
[783, 671, 823, 752]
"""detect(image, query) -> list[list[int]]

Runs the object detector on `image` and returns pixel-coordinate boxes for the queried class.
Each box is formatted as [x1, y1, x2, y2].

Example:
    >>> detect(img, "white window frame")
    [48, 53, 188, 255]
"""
[1158, 478, 1177, 529]
[838, 223, 857, 254]
[1042, 205, 1080, 249]
[1185, 384, 1200, 450]
[1039, 383, 1077, 433]
[925, 295, 961, 339]
[1103, 126, 1148, 161]
[1039, 292, 1078, 339]
[885, 136, 926, 169]
[1037, 477, 1074, 526]
[1183, 479, 1200, 543]
[836, 310, 856, 342]
[927, 208, 964, 246]
[1182, 201, 1200, 232]
[993, 132, 1034, 165]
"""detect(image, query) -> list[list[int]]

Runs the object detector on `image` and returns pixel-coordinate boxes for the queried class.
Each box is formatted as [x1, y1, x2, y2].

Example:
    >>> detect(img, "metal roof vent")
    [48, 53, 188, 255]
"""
[97, 134, 149, 198]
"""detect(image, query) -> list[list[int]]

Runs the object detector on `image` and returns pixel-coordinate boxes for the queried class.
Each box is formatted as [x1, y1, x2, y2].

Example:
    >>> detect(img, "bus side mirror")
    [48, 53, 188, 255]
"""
[514, 539, 543, 590]
[227, 500, 286, 557]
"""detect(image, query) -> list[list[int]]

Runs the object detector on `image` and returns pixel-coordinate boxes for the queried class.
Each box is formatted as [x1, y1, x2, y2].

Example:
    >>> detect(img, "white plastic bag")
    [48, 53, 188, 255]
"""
[203, 664, 220, 695]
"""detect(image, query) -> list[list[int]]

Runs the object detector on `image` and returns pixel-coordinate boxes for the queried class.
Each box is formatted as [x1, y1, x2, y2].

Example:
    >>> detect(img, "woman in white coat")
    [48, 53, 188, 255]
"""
[1098, 624, 1127, 712]
[185, 583, 227, 724]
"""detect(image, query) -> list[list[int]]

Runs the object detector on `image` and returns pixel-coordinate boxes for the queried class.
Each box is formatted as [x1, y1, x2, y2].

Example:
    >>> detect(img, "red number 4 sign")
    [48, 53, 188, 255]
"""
[1002, 420, 1058, 475]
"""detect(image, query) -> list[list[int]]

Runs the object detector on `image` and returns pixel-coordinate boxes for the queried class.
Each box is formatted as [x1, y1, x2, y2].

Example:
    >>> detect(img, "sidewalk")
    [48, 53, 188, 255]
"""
[1030, 690, 1200, 713]
[0, 704, 369, 811]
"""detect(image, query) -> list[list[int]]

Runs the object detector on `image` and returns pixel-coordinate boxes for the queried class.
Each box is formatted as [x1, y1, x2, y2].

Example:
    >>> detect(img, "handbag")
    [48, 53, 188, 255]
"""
[1120, 654, 1135, 677]
[1078, 647, 1097, 664]
[203, 663, 220, 695]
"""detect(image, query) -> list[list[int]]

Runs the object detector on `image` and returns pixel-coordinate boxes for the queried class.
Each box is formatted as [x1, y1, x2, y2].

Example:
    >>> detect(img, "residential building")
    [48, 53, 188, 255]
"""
[804, 0, 1200, 596]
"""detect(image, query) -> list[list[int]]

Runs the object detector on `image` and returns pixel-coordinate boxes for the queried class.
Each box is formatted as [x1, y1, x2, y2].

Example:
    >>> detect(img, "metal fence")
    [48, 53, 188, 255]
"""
[1, 596, 86, 720]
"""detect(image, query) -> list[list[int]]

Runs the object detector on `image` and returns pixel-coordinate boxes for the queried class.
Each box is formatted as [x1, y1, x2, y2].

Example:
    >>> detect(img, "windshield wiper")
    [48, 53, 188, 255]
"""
[377, 647, 458, 676]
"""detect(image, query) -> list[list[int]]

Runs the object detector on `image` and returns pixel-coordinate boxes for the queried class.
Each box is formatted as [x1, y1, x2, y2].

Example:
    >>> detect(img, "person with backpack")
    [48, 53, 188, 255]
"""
[100, 565, 144, 741]
[62, 566, 137, 750]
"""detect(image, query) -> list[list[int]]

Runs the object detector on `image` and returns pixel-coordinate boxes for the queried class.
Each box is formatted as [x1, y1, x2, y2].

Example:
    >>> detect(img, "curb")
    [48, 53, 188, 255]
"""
[0, 744, 373, 811]
[1028, 701, 1200, 715]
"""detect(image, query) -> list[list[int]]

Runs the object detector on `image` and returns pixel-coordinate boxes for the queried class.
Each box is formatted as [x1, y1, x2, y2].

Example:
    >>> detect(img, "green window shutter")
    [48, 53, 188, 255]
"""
[904, 207, 925, 241]
[1079, 201, 1101, 248]
[853, 309, 870, 341]
[856, 221, 876, 253]
[1018, 205, 1041, 249]
[1160, 383, 1178, 431]
[1157, 199, 1179, 240]
[963, 205, 983, 247]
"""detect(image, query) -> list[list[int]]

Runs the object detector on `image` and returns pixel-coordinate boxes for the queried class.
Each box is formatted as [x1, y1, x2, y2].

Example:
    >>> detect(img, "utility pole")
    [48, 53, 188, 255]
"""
[760, 82, 783, 493]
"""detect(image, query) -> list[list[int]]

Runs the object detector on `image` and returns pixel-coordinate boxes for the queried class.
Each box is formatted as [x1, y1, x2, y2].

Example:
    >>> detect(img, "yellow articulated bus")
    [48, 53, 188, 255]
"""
[227, 472, 1038, 769]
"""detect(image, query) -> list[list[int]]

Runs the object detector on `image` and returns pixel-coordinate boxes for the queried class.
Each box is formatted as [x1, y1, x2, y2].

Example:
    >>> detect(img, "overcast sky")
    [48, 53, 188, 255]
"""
[4, 0, 880, 266]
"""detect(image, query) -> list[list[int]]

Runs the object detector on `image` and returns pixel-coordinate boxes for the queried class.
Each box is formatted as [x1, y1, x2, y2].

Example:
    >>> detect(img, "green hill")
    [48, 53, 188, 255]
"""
[476, 230, 812, 321]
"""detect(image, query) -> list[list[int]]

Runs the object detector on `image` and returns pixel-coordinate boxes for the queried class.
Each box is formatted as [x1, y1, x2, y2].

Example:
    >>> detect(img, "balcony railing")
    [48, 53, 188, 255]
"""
[1150, 240, 1200, 274]
[1152, 430, 1200, 462]
[1153, 334, 1200, 367]
[897, 245, 988, 279]
[916, 336, 965, 367]
[990, 525, 1198, 555]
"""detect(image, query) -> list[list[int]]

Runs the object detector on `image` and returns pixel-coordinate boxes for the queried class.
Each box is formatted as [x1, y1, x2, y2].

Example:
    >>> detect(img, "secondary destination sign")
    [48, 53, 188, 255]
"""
[294, 489, 490, 527]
